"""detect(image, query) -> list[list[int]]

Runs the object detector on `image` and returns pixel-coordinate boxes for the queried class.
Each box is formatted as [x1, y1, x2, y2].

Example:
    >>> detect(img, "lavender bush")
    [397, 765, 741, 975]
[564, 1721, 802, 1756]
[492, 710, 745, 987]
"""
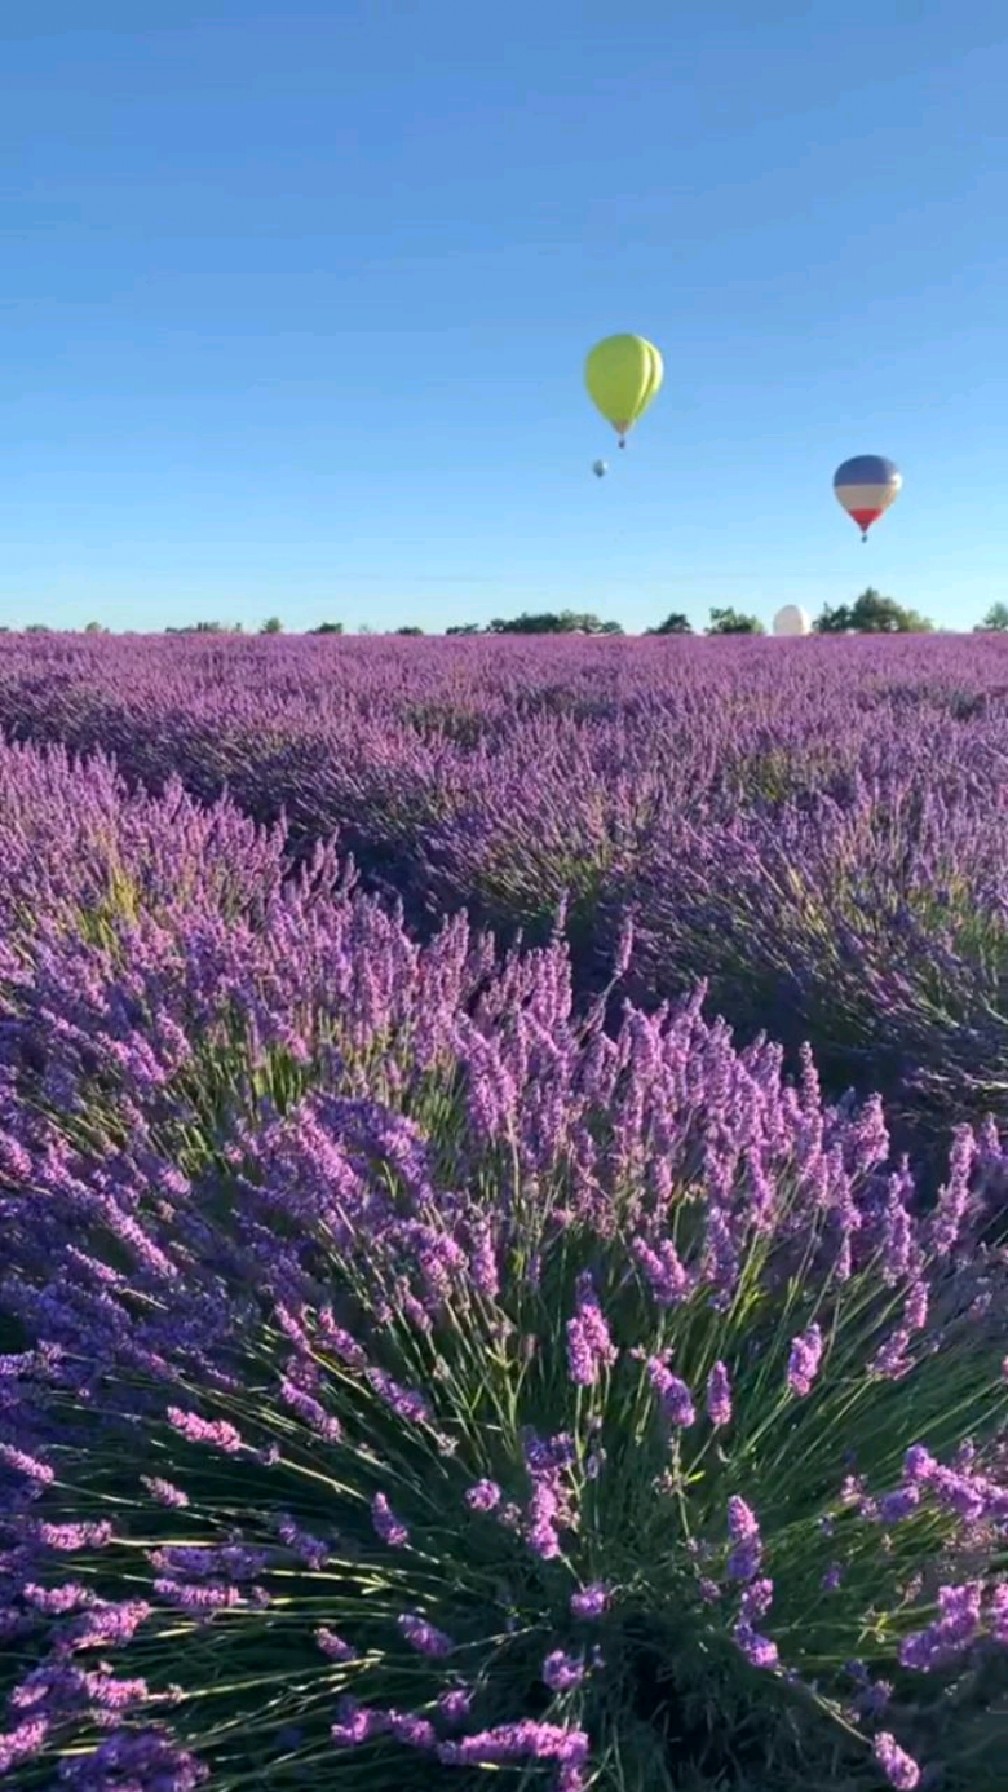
[2, 744, 1008, 1790]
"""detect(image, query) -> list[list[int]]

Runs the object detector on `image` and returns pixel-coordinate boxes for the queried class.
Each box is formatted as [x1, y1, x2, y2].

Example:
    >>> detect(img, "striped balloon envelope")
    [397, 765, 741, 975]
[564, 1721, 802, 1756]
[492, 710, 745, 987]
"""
[833, 455, 902, 542]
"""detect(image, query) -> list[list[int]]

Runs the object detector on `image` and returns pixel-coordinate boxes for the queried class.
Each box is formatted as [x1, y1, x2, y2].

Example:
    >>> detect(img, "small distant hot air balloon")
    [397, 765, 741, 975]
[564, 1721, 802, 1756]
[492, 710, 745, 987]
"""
[772, 604, 811, 637]
[592, 459, 608, 478]
[585, 334, 663, 448]
[833, 455, 902, 542]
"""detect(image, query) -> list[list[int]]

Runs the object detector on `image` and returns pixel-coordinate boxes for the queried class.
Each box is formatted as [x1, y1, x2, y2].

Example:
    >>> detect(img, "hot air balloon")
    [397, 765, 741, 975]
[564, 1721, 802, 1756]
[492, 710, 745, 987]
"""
[772, 604, 811, 637]
[592, 460, 608, 478]
[833, 456, 902, 542]
[585, 335, 663, 448]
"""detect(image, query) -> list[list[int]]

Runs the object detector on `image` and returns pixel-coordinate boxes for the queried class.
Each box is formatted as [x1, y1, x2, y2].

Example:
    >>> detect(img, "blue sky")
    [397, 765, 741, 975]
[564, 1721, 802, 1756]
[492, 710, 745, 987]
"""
[2, 1, 1007, 634]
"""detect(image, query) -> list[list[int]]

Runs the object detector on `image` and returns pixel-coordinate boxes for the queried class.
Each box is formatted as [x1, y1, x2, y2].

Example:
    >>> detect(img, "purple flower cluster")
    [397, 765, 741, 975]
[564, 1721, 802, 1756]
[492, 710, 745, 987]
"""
[787, 1322, 824, 1397]
[565, 1273, 618, 1388]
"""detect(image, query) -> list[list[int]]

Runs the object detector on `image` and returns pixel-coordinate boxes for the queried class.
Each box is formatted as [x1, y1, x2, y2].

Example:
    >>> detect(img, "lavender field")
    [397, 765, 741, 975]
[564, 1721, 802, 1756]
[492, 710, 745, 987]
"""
[3, 633, 1008, 1792]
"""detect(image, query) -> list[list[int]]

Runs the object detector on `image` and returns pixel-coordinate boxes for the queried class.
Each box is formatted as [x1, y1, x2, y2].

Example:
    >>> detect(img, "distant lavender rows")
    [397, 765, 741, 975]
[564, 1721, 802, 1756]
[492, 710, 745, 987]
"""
[2, 631, 1008, 1147]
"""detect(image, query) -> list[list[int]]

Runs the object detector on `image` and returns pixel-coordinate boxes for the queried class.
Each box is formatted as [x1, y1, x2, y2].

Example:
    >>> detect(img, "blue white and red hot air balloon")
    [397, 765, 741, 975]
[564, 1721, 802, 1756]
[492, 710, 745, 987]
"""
[833, 455, 902, 542]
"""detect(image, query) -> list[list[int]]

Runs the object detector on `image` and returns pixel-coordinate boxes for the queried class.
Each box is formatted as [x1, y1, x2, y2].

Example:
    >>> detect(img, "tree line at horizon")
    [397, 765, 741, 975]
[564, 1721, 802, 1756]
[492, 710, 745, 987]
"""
[5, 594, 1008, 638]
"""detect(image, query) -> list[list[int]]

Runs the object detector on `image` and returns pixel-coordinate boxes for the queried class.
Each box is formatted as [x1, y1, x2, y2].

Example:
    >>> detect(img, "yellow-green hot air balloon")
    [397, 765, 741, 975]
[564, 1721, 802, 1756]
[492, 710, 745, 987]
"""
[584, 334, 663, 448]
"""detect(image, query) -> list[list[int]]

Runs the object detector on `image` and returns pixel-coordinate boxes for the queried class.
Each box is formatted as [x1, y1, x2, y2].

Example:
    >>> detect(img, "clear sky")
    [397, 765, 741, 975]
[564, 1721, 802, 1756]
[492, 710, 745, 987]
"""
[2, 1, 1007, 635]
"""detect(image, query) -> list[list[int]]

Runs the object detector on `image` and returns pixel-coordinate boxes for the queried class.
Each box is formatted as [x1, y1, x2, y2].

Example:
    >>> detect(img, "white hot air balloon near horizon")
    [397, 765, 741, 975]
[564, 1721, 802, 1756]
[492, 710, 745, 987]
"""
[772, 604, 811, 638]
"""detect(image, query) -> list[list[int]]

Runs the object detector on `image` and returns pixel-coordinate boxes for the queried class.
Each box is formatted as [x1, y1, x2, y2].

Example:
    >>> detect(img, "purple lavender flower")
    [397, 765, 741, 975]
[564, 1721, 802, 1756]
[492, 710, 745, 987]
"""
[733, 1619, 779, 1670]
[631, 1237, 692, 1306]
[727, 1496, 759, 1541]
[726, 1496, 763, 1582]
[879, 1486, 922, 1524]
[34, 1521, 113, 1551]
[570, 1581, 610, 1620]
[140, 1474, 190, 1509]
[873, 1731, 921, 1789]
[705, 1360, 732, 1428]
[436, 1687, 472, 1724]
[276, 1515, 330, 1569]
[438, 1720, 589, 1768]
[154, 1579, 242, 1611]
[366, 1367, 432, 1426]
[646, 1357, 696, 1428]
[371, 1492, 409, 1549]
[786, 1321, 823, 1397]
[469, 1224, 499, 1299]
[526, 1480, 562, 1561]
[899, 1582, 982, 1671]
[465, 1478, 502, 1513]
[542, 1648, 585, 1692]
[22, 1583, 94, 1615]
[386, 1710, 436, 1749]
[316, 1629, 358, 1662]
[398, 1612, 454, 1658]
[566, 1273, 617, 1387]
[166, 1407, 245, 1454]
[740, 1578, 774, 1621]
[331, 1701, 388, 1747]
[565, 1315, 597, 1387]
[0, 1445, 53, 1486]
[0, 1719, 50, 1775]
[903, 1444, 937, 1483]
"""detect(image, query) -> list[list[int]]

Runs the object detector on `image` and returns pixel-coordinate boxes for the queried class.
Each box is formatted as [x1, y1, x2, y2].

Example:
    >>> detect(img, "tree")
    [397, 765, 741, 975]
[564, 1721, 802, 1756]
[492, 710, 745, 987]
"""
[259, 617, 283, 635]
[394, 625, 424, 636]
[487, 610, 623, 636]
[814, 589, 933, 634]
[976, 603, 1008, 632]
[166, 621, 242, 635]
[706, 606, 765, 636]
[308, 621, 344, 635]
[645, 612, 693, 636]
[446, 624, 481, 636]
[83, 620, 107, 634]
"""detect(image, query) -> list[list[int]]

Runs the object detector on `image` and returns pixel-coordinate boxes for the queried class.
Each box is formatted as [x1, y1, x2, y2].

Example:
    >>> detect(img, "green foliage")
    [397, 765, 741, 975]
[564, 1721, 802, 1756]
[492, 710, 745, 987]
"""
[446, 623, 481, 636]
[976, 603, 1008, 632]
[815, 590, 933, 634]
[165, 621, 244, 635]
[706, 608, 765, 636]
[309, 621, 345, 635]
[259, 616, 284, 635]
[395, 625, 425, 636]
[646, 612, 694, 635]
[488, 611, 624, 636]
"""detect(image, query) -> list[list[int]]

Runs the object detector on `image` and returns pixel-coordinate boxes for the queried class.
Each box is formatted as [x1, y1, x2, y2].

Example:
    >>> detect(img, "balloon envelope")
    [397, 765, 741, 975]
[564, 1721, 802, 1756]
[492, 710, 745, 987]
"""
[592, 460, 608, 478]
[584, 335, 663, 443]
[772, 604, 811, 637]
[833, 455, 901, 539]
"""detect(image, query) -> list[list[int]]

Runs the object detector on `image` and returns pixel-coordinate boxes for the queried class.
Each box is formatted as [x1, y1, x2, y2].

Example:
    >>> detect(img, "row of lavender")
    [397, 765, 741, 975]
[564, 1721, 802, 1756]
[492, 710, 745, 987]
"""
[1, 632, 1007, 1154]
[1, 739, 1007, 1791]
